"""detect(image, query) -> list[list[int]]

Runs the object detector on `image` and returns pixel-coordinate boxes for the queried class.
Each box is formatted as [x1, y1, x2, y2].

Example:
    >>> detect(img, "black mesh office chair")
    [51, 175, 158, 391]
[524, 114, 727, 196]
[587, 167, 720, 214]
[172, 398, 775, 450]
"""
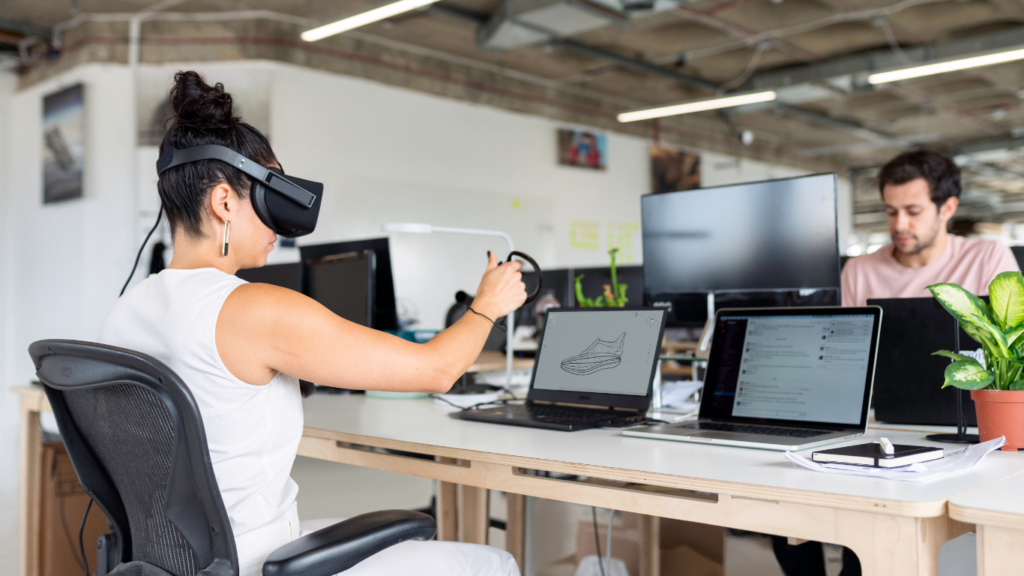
[30, 340, 436, 576]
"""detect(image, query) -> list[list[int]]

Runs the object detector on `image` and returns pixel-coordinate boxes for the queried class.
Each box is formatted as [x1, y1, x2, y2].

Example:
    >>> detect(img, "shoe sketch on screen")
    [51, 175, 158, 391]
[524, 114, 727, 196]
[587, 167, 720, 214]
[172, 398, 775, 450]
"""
[560, 333, 626, 376]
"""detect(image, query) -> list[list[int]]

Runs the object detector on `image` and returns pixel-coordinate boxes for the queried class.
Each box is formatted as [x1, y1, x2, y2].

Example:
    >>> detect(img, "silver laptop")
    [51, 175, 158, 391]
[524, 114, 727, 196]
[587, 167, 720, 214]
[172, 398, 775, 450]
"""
[624, 306, 882, 451]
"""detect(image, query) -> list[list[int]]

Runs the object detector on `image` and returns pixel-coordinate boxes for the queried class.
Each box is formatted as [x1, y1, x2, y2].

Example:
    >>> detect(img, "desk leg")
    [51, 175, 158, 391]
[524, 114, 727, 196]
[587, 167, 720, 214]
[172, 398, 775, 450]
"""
[639, 515, 660, 576]
[506, 493, 526, 570]
[19, 403, 41, 576]
[835, 511, 964, 576]
[977, 525, 1024, 576]
[457, 485, 489, 545]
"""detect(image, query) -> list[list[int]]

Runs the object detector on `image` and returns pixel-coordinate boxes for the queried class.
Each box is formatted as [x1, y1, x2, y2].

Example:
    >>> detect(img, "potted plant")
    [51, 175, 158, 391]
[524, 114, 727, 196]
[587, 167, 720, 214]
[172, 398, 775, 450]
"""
[929, 271, 1024, 451]
[575, 248, 628, 308]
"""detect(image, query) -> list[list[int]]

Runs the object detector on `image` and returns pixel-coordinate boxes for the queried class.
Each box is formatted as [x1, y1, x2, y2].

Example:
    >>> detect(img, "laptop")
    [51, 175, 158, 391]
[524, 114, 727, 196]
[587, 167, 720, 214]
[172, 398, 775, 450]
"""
[451, 308, 668, 431]
[624, 306, 882, 451]
[868, 297, 978, 426]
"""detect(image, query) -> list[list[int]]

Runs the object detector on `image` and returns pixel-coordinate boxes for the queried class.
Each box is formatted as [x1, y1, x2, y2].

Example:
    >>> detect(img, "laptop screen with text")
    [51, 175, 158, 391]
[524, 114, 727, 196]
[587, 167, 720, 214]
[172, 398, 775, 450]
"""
[532, 309, 666, 396]
[701, 312, 877, 426]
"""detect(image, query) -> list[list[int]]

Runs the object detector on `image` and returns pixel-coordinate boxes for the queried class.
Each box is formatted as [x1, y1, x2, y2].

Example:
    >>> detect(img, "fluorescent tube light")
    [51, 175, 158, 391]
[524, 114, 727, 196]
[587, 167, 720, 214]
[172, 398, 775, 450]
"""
[617, 91, 777, 123]
[301, 0, 439, 42]
[869, 48, 1024, 84]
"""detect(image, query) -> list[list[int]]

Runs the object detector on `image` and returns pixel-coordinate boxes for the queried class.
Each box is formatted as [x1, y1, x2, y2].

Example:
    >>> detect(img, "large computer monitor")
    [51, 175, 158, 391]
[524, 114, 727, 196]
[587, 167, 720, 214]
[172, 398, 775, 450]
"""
[300, 238, 399, 330]
[642, 174, 840, 324]
[642, 173, 840, 295]
[307, 251, 375, 327]
[236, 262, 304, 292]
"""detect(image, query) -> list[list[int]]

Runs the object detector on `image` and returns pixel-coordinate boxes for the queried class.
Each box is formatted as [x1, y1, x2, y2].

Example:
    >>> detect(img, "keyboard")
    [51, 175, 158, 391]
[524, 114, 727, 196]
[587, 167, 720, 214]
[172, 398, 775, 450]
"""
[453, 402, 646, 431]
[677, 422, 832, 438]
[510, 404, 645, 426]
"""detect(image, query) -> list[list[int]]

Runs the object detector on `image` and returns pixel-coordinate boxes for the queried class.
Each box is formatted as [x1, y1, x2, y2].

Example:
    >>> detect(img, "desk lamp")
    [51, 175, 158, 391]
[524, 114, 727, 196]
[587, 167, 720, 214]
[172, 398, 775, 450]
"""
[381, 223, 516, 389]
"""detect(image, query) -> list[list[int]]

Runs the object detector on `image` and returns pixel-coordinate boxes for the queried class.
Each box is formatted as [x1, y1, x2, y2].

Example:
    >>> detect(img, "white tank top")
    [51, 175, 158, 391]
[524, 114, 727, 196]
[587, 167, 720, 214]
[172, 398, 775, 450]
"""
[99, 268, 303, 575]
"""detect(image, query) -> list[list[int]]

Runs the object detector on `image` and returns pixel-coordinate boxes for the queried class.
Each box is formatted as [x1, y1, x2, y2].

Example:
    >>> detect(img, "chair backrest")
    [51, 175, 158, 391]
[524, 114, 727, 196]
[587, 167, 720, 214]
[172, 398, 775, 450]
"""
[30, 340, 238, 576]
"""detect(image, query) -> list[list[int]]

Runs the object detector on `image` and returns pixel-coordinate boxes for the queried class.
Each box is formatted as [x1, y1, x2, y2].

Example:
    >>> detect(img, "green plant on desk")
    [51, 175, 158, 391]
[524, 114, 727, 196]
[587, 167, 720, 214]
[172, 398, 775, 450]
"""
[929, 271, 1024, 390]
[575, 248, 628, 308]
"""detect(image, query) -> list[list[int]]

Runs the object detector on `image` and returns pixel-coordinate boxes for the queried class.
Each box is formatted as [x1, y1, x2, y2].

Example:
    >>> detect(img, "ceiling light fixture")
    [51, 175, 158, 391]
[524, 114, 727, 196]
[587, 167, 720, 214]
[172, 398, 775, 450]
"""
[868, 48, 1024, 84]
[617, 91, 777, 123]
[301, 0, 439, 42]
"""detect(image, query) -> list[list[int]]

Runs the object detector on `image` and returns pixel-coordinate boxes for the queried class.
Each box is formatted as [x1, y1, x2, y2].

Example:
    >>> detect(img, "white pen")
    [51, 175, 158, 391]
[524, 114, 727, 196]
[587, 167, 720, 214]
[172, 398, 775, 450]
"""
[880, 437, 895, 456]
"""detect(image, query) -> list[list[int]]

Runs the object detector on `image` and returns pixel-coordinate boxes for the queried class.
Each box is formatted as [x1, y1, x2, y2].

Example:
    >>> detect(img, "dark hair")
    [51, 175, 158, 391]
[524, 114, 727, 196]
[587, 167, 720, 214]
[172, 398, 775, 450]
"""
[878, 150, 961, 206]
[157, 71, 277, 238]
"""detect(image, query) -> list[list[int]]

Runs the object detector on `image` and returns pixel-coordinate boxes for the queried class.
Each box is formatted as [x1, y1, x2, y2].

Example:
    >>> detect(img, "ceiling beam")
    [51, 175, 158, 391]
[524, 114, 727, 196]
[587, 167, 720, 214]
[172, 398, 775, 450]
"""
[0, 16, 52, 40]
[547, 37, 720, 92]
[954, 136, 1024, 156]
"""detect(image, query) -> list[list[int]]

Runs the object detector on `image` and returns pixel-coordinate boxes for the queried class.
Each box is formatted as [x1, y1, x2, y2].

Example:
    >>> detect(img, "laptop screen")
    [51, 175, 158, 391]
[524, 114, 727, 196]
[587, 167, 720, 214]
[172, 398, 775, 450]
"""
[532, 309, 667, 397]
[700, 309, 880, 427]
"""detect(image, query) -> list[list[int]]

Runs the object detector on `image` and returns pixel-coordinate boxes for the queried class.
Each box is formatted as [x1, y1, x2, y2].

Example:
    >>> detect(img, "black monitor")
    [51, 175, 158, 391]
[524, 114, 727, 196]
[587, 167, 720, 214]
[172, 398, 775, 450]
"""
[307, 251, 375, 327]
[642, 174, 840, 324]
[236, 262, 304, 292]
[517, 268, 573, 328]
[300, 238, 399, 330]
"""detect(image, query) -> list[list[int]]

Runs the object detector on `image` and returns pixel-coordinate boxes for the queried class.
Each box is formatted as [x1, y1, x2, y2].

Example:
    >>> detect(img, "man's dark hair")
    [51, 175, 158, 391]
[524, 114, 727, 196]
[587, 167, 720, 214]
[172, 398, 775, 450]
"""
[878, 150, 961, 206]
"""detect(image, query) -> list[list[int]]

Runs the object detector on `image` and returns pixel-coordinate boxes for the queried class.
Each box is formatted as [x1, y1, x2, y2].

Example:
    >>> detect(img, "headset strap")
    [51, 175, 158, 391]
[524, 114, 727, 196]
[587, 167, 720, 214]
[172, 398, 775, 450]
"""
[157, 144, 316, 208]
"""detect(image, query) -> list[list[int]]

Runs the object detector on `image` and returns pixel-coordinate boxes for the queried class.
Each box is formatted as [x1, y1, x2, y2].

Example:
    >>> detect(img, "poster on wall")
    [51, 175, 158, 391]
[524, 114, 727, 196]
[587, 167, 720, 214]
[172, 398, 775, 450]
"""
[42, 84, 85, 204]
[650, 144, 700, 194]
[558, 129, 607, 170]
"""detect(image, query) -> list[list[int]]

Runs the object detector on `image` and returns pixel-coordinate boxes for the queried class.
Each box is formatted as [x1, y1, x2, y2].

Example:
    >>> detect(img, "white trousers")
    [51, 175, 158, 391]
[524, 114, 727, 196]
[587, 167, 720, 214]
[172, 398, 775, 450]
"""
[301, 518, 521, 576]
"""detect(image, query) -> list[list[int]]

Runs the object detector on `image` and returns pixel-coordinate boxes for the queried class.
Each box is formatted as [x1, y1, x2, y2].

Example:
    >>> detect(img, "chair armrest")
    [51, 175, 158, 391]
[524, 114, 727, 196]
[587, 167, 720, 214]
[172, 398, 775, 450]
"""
[262, 510, 437, 576]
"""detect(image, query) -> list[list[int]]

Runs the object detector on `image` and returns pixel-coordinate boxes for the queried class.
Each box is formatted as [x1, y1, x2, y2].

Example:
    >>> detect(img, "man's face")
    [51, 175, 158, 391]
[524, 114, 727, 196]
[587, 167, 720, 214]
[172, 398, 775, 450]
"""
[883, 177, 956, 255]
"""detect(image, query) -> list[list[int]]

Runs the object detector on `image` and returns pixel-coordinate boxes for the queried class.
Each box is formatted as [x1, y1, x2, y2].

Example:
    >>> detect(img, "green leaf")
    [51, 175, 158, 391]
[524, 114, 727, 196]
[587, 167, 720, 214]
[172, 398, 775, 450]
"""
[1010, 380, 1024, 391]
[1005, 324, 1024, 348]
[929, 283, 996, 325]
[933, 350, 981, 364]
[974, 318, 1012, 358]
[989, 272, 1024, 331]
[942, 360, 995, 390]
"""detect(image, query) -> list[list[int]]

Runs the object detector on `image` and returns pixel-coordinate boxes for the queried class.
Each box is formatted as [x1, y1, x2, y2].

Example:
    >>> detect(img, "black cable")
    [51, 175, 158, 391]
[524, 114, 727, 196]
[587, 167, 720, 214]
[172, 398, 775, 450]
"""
[120, 205, 163, 297]
[58, 481, 85, 572]
[429, 394, 511, 411]
[591, 507, 606, 576]
[79, 498, 93, 576]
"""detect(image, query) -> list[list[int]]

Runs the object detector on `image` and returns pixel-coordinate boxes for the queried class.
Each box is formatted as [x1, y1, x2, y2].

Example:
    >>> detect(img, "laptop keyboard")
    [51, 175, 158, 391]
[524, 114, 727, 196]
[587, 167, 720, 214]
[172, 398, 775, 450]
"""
[507, 404, 646, 427]
[677, 422, 832, 438]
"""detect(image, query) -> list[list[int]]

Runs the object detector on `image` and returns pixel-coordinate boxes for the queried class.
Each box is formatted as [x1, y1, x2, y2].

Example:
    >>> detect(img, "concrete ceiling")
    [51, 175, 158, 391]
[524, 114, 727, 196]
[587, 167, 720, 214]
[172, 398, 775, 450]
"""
[6, 0, 1024, 229]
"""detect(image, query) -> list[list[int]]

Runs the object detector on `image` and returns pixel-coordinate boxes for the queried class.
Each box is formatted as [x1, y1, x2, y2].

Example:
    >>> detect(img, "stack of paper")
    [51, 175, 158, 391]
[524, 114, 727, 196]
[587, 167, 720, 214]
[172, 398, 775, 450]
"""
[785, 437, 1006, 483]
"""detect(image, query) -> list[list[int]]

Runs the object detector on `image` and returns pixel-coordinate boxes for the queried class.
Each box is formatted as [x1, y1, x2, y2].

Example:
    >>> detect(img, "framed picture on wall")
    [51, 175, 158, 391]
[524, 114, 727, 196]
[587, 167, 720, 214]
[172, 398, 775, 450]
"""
[650, 144, 700, 194]
[557, 129, 607, 170]
[42, 84, 85, 204]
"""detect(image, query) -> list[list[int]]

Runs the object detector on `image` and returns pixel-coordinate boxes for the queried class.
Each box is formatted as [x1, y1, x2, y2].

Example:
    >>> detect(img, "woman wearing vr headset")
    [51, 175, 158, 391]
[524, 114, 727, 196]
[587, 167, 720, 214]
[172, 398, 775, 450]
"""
[99, 72, 526, 576]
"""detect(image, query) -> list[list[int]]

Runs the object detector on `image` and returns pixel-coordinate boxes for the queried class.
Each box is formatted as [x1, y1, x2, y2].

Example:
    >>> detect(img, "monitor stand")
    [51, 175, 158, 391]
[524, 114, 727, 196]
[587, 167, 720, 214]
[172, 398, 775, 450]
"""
[926, 328, 979, 444]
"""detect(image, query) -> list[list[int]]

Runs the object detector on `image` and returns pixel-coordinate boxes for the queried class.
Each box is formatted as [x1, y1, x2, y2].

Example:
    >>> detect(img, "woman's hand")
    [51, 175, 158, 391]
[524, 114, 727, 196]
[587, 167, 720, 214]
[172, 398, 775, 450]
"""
[473, 251, 527, 320]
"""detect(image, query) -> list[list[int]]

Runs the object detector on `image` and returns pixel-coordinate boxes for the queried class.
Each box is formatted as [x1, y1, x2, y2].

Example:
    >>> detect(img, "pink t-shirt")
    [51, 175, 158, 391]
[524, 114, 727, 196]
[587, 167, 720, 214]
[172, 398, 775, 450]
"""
[841, 235, 1020, 307]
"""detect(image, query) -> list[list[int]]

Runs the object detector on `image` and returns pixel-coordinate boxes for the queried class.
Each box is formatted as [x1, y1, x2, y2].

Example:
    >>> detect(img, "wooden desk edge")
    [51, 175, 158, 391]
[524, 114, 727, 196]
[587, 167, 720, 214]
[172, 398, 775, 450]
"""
[302, 427, 953, 518]
[949, 471, 1024, 531]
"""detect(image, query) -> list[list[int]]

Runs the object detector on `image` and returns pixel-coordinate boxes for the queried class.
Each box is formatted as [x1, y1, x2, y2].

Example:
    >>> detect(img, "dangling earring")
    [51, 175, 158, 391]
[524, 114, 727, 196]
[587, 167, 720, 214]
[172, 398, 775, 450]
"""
[221, 220, 231, 257]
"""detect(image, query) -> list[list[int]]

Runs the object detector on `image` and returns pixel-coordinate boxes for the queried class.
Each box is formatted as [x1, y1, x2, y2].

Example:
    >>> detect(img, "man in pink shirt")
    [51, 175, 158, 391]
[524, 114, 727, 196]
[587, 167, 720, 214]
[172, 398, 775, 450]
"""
[842, 150, 1019, 307]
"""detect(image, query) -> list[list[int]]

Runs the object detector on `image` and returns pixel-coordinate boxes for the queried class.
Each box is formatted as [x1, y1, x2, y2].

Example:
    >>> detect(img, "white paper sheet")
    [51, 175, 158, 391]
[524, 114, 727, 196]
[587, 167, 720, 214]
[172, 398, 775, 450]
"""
[784, 437, 1007, 483]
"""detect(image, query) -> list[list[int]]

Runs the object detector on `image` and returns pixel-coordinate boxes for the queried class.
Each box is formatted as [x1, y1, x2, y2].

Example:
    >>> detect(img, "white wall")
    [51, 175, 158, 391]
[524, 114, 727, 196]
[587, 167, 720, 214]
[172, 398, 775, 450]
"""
[0, 69, 18, 576]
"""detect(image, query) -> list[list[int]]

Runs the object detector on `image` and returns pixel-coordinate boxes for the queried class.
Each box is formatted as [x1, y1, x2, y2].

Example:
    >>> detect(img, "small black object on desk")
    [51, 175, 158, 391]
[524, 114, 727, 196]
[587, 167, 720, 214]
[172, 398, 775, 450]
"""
[927, 328, 980, 444]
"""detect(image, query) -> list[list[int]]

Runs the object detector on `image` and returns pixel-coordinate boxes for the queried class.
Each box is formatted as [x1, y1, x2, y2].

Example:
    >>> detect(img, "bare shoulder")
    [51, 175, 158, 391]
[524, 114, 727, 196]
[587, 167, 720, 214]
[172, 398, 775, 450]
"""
[221, 282, 317, 326]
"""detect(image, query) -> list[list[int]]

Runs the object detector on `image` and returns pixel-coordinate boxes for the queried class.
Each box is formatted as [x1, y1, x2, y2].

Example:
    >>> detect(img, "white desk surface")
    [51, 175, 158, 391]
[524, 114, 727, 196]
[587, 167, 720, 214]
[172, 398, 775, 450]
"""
[949, 472, 1024, 530]
[303, 395, 1024, 517]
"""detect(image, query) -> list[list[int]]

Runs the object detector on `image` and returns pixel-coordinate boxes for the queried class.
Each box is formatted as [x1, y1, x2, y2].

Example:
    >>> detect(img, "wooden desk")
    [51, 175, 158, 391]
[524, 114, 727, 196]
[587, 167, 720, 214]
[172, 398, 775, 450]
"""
[466, 350, 533, 373]
[17, 385, 1024, 576]
[949, 473, 1024, 576]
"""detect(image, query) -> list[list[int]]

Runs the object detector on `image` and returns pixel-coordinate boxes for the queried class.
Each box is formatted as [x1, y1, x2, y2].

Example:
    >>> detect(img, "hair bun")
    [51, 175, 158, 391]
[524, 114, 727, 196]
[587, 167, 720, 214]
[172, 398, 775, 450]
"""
[170, 71, 239, 130]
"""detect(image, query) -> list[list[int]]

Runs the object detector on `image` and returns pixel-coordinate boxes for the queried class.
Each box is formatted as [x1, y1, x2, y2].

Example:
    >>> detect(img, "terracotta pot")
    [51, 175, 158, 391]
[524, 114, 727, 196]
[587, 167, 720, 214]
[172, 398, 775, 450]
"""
[970, 390, 1024, 451]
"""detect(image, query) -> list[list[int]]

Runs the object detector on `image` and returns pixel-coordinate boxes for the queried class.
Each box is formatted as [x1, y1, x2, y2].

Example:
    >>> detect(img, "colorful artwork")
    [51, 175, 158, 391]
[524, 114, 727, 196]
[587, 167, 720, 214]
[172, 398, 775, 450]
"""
[558, 129, 607, 170]
[43, 84, 85, 204]
[650, 144, 700, 194]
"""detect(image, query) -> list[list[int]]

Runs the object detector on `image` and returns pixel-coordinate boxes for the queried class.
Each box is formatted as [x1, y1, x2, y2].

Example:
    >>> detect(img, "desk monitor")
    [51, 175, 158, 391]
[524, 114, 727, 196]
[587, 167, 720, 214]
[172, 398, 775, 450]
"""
[869, 297, 978, 426]
[307, 251, 375, 327]
[300, 238, 398, 330]
[236, 262, 303, 292]
[641, 173, 841, 303]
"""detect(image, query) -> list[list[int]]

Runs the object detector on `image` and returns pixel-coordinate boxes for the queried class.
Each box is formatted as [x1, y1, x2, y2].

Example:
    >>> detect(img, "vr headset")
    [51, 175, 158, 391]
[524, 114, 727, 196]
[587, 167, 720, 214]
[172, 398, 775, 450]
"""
[156, 133, 323, 238]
